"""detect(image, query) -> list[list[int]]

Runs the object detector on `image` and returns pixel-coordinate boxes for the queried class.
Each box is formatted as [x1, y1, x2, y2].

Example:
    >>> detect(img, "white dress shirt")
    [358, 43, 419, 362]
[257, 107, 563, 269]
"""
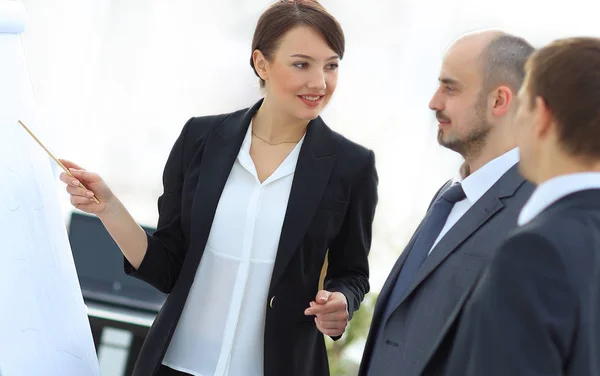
[162, 121, 305, 376]
[518, 172, 600, 226]
[428, 148, 520, 254]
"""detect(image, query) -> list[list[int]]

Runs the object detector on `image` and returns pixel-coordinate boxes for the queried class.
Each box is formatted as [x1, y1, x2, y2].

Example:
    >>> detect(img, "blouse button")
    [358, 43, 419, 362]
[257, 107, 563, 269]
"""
[269, 296, 275, 309]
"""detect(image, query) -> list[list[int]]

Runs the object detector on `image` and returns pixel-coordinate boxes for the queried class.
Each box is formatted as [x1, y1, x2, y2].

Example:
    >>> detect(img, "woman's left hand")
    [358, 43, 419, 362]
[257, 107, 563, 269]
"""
[304, 290, 349, 337]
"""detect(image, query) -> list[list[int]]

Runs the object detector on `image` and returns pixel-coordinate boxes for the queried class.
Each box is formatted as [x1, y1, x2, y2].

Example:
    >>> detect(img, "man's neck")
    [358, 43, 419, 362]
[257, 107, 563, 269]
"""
[463, 144, 516, 176]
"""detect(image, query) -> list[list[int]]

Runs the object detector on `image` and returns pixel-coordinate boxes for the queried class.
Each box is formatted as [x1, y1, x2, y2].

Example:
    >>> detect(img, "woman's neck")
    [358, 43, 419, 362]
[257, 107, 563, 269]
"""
[252, 100, 308, 144]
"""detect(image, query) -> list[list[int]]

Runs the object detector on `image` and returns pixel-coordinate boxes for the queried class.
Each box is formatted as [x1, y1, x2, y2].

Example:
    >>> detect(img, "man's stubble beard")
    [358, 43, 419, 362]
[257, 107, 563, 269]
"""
[438, 92, 491, 159]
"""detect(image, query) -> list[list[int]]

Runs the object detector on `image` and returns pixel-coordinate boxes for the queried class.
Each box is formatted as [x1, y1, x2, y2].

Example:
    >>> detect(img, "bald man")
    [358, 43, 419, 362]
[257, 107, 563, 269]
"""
[359, 31, 536, 376]
[445, 36, 600, 376]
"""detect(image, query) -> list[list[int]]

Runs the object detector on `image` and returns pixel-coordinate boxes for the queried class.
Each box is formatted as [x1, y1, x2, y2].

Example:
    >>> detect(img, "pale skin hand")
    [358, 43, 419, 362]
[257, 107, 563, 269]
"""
[58, 159, 148, 269]
[58, 159, 115, 214]
[304, 290, 349, 337]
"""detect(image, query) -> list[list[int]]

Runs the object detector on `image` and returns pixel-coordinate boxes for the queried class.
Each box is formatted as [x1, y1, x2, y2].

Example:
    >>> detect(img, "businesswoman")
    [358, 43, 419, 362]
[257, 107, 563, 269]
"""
[59, 1, 378, 375]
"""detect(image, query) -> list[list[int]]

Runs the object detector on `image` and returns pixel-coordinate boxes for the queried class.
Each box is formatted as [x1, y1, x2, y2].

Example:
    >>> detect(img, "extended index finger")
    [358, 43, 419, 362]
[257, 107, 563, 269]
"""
[67, 168, 102, 184]
[305, 300, 341, 316]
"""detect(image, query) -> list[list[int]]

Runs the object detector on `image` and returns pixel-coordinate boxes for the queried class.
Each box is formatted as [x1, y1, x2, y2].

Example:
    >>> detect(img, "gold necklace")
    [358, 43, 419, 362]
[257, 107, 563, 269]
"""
[252, 131, 300, 146]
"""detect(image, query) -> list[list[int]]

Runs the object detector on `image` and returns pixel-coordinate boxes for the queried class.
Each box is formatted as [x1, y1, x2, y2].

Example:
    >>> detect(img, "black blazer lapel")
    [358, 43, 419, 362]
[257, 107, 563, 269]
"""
[391, 164, 525, 310]
[268, 117, 336, 292]
[183, 102, 260, 279]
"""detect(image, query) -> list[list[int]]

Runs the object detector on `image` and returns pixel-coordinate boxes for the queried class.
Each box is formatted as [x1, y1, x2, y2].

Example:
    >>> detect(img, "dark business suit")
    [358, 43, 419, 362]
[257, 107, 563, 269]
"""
[123, 99, 378, 376]
[444, 188, 600, 376]
[359, 163, 534, 376]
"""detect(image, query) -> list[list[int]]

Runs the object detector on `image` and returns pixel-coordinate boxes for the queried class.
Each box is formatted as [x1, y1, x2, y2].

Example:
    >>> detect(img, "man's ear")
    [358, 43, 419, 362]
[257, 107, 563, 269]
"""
[532, 96, 555, 143]
[490, 85, 513, 117]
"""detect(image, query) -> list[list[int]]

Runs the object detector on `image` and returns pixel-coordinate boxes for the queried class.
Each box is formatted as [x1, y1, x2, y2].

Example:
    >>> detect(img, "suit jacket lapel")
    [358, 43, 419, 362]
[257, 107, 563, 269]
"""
[390, 164, 525, 311]
[268, 117, 336, 292]
[371, 221, 421, 325]
[185, 101, 261, 277]
[371, 181, 452, 326]
[422, 269, 482, 370]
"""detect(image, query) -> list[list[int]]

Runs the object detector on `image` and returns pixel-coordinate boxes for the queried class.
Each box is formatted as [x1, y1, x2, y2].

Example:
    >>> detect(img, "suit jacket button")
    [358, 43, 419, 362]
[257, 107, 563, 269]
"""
[269, 296, 275, 308]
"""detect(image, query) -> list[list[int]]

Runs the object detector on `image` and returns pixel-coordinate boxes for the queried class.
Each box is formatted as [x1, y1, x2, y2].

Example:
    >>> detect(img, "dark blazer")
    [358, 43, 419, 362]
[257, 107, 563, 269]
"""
[444, 188, 600, 376]
[123, 99, 378, 376]
[359, 164, 534, 376]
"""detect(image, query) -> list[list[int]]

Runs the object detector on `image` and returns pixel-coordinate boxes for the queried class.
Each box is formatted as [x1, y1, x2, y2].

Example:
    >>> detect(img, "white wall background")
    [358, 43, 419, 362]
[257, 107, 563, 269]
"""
[18, 0, 600, 293]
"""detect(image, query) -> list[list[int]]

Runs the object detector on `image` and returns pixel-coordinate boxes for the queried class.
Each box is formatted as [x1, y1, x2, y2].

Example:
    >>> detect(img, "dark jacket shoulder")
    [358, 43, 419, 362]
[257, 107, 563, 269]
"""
[179, 110, 241, 163]
[318, 126, 376, 188]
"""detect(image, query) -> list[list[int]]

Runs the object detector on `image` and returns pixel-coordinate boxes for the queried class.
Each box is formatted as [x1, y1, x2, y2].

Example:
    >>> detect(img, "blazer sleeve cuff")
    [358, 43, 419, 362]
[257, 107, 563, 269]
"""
[123, 232, 164, 286]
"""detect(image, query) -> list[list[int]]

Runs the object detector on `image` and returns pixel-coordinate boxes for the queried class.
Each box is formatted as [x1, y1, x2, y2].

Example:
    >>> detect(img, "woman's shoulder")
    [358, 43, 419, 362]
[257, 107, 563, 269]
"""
[324, 125, 374, 171]
[311, 120, 376, 184]
[184, 106, 248, 138]
[171, 106, 250, 166]
[329, 129, 372, 157]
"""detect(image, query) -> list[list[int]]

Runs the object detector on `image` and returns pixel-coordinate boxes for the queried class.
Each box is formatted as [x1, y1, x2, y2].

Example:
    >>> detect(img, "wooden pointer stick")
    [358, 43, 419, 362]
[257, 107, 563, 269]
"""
[18, 120, 100, 204]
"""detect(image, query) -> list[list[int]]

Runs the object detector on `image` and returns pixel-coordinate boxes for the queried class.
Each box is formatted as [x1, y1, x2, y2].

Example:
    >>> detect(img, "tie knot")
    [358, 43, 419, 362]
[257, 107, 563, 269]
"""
[441, 183, 466, 204]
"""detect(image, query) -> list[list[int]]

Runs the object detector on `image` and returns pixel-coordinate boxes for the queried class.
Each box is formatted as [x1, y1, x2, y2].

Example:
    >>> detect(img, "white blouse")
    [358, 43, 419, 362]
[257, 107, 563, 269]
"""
[161, 121, 305, 376]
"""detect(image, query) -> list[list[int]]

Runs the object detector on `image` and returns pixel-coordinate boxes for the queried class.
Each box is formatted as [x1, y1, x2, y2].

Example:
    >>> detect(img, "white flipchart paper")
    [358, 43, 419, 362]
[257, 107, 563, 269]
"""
[0, 2, 101, 375]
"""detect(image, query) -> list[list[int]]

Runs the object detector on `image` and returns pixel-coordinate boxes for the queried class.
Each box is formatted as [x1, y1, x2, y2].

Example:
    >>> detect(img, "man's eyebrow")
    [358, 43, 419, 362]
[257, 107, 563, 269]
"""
[439, 77, 460, 86]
